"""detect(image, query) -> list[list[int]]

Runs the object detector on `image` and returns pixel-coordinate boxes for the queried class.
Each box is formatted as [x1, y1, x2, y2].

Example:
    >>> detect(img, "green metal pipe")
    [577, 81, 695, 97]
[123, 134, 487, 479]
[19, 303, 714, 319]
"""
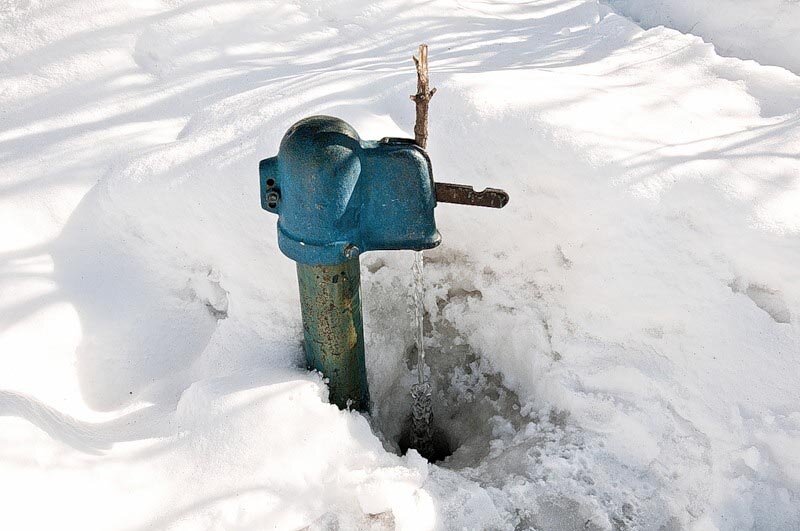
[296, 257, 369, 411]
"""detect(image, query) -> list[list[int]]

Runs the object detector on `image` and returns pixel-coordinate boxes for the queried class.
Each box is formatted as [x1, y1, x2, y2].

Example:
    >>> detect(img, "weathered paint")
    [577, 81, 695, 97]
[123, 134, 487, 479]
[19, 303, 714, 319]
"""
[296, 257, 369, 411]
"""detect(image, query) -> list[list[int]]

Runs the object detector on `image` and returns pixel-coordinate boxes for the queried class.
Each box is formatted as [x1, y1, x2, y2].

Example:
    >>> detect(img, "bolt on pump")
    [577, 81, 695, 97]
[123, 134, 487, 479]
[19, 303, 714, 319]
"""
[259, 115, 508, 411]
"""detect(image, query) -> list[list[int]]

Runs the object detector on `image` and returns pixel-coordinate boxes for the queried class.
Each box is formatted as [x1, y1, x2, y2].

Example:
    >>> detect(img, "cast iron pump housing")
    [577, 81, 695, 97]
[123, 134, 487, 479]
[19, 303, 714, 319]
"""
[260, 116, 443, 264]
[260, 115, 507, 410]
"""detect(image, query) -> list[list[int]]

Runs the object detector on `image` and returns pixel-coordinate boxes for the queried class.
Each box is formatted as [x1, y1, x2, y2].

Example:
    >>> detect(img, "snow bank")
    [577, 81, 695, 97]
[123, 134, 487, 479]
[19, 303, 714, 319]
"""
[605, 0, 800, 75]
[2, 0, 799, 529]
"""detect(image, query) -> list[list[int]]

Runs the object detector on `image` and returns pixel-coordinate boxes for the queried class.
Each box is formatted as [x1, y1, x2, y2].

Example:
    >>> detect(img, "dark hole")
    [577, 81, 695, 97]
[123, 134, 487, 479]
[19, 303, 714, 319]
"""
[268, 202, 277, 209]
[397, 418, 454, 463]
[266, 178, 275, 187]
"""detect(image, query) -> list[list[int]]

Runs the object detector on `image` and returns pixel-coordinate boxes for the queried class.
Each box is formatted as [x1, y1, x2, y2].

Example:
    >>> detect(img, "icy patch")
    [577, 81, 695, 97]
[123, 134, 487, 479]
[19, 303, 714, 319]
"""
[362, 251, 715, 528]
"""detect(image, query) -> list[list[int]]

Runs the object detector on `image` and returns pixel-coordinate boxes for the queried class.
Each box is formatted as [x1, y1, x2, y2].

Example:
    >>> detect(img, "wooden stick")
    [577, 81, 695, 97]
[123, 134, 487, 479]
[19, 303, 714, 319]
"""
[410, 44, 436, 149]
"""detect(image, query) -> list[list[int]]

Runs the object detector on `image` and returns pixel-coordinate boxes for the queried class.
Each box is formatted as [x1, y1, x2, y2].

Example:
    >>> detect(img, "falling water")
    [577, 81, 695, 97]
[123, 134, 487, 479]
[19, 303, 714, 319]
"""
[409, 251, 434, 457]
[412, 251, 426, 386]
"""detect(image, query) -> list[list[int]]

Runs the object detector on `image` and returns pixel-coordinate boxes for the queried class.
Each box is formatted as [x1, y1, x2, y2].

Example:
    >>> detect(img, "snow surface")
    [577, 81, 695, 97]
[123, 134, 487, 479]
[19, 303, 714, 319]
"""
[605, 0, 800, 76]
[1, 1, 799, 529]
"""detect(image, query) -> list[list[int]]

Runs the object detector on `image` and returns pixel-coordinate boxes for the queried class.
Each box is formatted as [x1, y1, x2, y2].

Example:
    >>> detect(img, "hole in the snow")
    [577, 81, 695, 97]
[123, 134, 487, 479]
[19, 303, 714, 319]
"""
[363, 251, 530, 468]
[397, 419, 454, 463]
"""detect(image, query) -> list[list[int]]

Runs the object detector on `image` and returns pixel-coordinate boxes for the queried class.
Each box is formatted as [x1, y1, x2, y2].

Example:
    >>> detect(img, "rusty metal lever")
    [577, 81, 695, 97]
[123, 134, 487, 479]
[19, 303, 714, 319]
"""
[434, 182, 509, 209]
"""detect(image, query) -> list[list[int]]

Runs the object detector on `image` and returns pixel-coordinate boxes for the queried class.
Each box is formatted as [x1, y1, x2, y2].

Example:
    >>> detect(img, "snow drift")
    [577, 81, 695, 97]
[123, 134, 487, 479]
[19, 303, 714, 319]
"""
[605, 0, 800, 75]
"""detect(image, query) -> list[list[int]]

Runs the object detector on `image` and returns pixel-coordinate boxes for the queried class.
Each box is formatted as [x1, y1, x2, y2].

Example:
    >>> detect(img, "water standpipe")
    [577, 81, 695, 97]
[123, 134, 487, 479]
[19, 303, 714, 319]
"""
[259, 115, 508, 412]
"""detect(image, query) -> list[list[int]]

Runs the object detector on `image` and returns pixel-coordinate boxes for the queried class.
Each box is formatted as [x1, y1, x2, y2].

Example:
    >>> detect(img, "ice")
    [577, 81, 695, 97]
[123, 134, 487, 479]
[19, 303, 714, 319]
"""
[1, 1, 799, 529]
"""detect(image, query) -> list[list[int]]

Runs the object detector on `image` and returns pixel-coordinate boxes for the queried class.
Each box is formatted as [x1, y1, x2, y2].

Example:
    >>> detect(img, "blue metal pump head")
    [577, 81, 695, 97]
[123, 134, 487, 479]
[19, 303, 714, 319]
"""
[259, 116, 441, 265]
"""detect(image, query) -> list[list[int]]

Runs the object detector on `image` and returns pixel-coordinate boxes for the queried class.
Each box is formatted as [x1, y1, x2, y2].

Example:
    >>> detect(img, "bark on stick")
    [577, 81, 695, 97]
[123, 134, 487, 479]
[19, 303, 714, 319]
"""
[410, 44, 436, 149]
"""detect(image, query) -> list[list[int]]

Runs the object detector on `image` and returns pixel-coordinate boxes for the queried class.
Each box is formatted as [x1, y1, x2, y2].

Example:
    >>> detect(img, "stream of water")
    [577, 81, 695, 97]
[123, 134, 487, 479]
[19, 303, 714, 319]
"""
[412, 251, 426, 386]
[409, 251, 434, 456]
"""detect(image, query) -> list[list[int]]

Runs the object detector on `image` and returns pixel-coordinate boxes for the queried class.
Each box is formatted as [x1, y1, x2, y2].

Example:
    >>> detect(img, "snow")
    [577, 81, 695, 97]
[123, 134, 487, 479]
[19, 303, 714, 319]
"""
[1, 0, 799, 529]
[605, 0, 800, 76]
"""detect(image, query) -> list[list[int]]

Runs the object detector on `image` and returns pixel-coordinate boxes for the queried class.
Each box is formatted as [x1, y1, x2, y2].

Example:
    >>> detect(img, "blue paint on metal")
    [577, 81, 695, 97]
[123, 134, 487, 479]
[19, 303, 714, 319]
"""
[259, 116, 441, 266]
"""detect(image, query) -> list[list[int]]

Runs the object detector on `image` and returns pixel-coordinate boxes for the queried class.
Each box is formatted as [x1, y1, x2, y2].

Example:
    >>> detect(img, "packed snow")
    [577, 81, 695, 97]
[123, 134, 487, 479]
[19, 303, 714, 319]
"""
[1, 1, 799, 530]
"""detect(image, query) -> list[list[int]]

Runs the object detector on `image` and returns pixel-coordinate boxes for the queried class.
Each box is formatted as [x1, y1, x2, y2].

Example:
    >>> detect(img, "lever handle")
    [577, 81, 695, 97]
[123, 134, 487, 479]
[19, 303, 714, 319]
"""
[434, 182, 509, 208]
